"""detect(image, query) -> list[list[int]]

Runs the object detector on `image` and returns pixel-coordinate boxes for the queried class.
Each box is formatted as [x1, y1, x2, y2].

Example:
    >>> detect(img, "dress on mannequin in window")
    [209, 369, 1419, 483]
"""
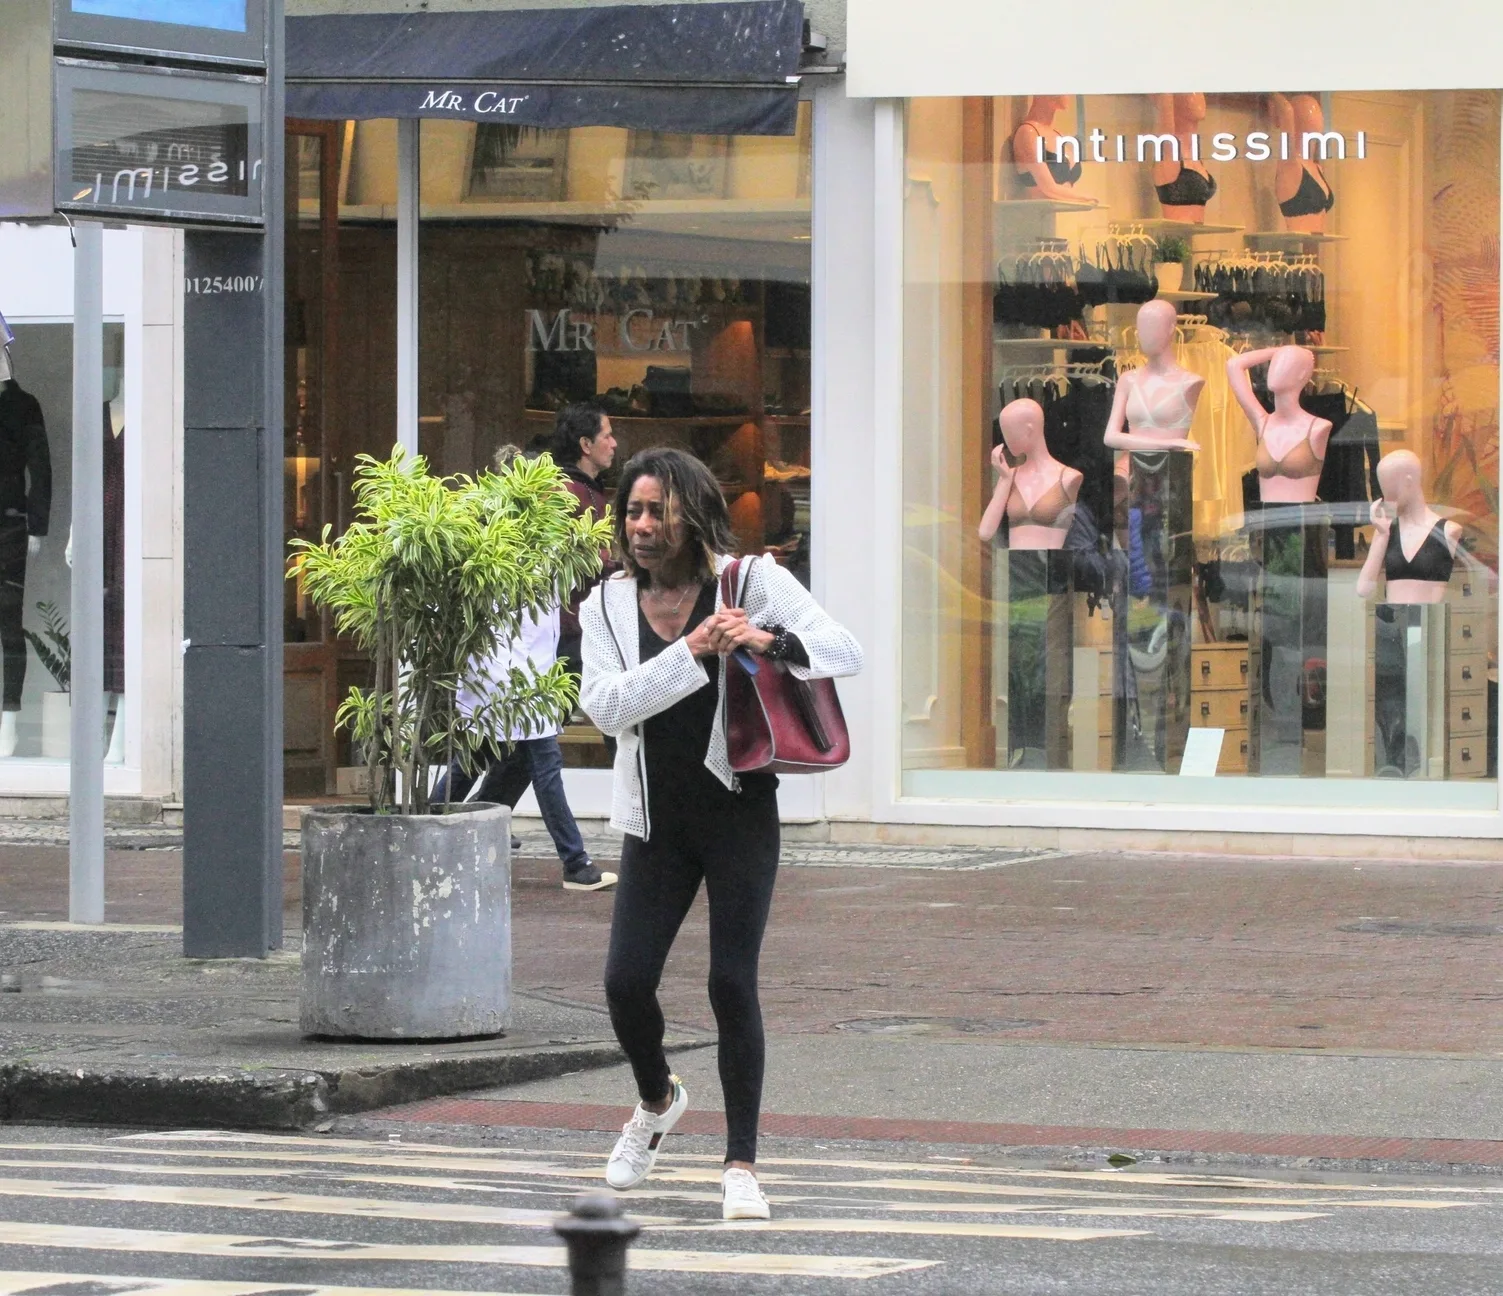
[0, 380, 52, 710]
[103, 405, 124, 697]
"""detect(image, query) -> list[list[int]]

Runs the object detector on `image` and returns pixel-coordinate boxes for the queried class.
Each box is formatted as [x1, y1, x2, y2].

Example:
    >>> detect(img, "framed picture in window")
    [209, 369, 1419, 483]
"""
[468, 125, 569, 202]
[623, 132, 730, 201]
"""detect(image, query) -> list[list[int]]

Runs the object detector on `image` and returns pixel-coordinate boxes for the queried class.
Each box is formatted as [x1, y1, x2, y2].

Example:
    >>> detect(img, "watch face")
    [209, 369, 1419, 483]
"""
[69, 1, 247, 32]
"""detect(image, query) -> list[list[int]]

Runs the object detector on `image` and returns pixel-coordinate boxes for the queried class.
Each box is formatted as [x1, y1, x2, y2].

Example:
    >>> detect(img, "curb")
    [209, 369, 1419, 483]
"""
[0, 1039, 709, 1131]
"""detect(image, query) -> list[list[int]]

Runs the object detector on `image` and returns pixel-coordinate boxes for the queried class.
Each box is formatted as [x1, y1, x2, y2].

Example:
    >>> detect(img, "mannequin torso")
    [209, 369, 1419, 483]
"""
[1012, 96, 1093, 203]
[1357, 450, 1462, 604]
[1153, 94, 1215, 223]
[1270, 93, 1336, 235]
[1228, 345, 1331, 505]
[980, 399, 1083, 550]
[1104, 300, 1204, 468]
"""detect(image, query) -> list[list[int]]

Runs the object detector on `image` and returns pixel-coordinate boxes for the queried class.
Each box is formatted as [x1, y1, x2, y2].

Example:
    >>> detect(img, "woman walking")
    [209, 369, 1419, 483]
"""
[579, 447, 862, 1219]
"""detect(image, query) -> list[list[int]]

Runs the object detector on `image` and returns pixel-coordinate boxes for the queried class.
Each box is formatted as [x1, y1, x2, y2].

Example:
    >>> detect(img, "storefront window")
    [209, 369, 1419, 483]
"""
[0, 321, 125, 764]
[901, 92, 1500, 807]
[415, 111, 813, 580]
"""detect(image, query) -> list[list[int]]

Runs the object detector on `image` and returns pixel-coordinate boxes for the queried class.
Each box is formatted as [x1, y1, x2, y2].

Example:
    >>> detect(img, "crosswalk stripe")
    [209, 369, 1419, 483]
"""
[110, 1134, 1503, 1195]
[0, 1177, 679, 1227]
[656, 1218, 1150, 1240]
[0, 1222, 935, 1279]
[0, 1275, 549, 1296]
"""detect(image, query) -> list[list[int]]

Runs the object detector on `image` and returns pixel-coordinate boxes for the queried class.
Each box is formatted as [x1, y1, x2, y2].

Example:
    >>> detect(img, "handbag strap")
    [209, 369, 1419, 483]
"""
[719, 555, 753, 612]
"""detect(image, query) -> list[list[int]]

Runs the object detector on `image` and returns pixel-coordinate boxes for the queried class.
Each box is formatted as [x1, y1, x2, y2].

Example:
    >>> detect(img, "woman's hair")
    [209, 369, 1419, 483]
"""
[550, 403, 605, 468]
[492, 442, 523, 470]
[613, 446, 735, 584]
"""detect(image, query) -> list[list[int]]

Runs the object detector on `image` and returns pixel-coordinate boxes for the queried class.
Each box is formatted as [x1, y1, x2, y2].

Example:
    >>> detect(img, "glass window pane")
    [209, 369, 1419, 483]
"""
[901, 92, 1499, 809]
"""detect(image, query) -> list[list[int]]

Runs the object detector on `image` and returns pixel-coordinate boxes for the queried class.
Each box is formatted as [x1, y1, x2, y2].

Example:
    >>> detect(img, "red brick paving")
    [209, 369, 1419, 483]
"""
[4, 843, 1502, 1054]
[377, 1096, 1503, 1167]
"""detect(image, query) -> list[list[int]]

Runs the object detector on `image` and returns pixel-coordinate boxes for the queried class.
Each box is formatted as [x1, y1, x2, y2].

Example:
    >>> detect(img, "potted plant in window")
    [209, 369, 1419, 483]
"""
[1154, 236, 1189, 293]
[289, 449, 609, 1039]
[24, 602, 70, 759]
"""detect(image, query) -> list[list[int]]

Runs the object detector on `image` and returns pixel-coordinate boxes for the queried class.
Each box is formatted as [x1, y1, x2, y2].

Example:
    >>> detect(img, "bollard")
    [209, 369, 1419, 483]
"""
[555, 1191, 641, 1296]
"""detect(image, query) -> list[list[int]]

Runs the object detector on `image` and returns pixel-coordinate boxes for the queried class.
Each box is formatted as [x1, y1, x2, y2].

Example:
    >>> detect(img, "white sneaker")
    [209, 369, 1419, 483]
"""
[604, 1077, 687, 1189]
[721, 1166, 771, 1220]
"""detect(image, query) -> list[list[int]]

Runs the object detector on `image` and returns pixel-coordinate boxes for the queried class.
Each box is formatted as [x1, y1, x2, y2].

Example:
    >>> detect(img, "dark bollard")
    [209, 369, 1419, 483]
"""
[554, 1191, 641, 1296]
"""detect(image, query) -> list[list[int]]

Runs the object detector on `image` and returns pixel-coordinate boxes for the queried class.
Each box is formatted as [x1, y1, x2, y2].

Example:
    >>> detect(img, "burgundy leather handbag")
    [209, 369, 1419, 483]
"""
[719, 557, 851, 775]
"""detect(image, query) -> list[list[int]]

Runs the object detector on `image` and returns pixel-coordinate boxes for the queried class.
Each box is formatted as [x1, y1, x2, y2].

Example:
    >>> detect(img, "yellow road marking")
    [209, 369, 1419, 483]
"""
[0, 1274, 548, 1296]
[0, 1222, 934, 1278]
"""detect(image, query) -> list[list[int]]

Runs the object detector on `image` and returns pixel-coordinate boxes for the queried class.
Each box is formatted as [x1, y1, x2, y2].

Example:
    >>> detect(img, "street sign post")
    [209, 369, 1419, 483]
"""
[0, 0, 283, 953]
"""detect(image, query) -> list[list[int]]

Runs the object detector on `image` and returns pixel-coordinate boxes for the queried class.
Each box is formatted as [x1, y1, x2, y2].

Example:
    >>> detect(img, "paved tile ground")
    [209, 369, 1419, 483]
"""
[2, 825, 1499, 1056]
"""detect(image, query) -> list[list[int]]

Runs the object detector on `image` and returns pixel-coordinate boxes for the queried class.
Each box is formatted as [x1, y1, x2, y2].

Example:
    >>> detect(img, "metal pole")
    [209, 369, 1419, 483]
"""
[69, 220, 104, 925]
[395, 117, 420, 457]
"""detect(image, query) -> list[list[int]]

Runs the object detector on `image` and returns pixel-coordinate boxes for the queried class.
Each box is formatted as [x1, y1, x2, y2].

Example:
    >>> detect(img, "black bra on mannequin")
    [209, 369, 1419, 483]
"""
[1279, 165, 1335, 219]
[1155, 165, 1217, 207]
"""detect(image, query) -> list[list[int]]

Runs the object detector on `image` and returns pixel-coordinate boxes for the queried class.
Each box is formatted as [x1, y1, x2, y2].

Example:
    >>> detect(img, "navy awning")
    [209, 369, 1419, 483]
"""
[286, 1, 805, 136]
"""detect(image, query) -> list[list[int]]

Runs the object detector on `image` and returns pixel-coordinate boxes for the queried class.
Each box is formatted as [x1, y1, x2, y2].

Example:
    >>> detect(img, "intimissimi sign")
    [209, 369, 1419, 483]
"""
[1040, 129, 1369, 166]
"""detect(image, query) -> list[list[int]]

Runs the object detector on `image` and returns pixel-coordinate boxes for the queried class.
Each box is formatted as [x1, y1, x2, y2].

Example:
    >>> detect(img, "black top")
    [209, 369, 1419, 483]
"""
[1279, 166, 1335, 219]
[1019, 155, 1083, 188]
[0, 380, 52, 535]
[1155, 165, 1217, 207]
[1384, 520, 1455, 585]
[638, 582, 776, 808]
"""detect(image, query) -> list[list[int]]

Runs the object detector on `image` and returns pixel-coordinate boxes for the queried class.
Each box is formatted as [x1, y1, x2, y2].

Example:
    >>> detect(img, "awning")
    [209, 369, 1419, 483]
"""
[286, 1, 805, 136]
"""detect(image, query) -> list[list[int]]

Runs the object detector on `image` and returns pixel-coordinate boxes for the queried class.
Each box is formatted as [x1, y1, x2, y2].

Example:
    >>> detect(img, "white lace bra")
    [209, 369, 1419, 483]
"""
[1125, 369, 1196, 432]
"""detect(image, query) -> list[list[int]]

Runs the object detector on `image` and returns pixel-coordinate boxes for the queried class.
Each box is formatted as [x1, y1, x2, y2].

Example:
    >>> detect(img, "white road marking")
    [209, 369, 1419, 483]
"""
[656, 1218, 1149, 1240]
[0, 1222, 934, 1279]
[0, 1177, 679, 1227]
[0, 1275, 548, 1296]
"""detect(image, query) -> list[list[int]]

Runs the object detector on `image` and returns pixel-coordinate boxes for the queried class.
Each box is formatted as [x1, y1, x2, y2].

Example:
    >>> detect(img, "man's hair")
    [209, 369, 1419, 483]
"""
[613, 446, 735, 585]
[550, 403, 606, 468]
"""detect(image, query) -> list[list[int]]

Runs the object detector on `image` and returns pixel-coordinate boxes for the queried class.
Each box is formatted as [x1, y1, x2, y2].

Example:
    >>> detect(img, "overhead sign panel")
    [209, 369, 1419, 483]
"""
[54, 60, 265, 225]
[53, 0, 267, 68]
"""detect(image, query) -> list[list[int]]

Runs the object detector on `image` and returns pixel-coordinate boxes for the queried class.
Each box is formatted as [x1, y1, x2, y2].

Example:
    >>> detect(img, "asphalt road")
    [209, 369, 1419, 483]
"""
[0, 1124, 1499, 1295]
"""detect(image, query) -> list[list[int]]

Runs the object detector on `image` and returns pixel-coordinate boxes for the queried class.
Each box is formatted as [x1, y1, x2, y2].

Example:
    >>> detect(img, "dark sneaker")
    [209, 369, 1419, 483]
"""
[563, 860, 617, 892]
[511, 836, 522, 851]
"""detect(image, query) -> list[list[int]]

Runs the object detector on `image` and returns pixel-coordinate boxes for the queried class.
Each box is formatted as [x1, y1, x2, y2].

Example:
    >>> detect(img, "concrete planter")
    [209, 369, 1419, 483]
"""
[300, 802, 512, 1040]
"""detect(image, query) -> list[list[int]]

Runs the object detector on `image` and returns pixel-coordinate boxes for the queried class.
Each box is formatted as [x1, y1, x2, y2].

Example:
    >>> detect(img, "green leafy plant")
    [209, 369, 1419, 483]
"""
[289, 448, 611, 816]
[1155, 236, 1190, 266]
[23, 601, 69, 693]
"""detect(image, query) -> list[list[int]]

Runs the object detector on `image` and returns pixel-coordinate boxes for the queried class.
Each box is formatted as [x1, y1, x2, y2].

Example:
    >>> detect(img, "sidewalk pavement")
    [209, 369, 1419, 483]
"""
[3, 817, 1502, 1164]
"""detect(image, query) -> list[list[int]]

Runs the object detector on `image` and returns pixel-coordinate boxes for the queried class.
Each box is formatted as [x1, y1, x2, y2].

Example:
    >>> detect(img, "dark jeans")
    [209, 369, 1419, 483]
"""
[443, 736, 589, 873]
[603, 782, 779, 1164]
[0, 521, 28, 710]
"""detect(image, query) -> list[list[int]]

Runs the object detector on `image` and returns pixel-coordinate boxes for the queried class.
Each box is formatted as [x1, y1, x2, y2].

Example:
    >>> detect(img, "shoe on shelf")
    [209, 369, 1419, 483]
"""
[564, 860, 617, 891]
[721, 1166, 771, 1221]
[605, 1077, 688, 1189]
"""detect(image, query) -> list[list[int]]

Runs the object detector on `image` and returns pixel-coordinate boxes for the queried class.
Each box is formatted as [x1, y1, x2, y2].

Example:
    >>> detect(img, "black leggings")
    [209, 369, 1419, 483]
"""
[604, 784, 779, 1164]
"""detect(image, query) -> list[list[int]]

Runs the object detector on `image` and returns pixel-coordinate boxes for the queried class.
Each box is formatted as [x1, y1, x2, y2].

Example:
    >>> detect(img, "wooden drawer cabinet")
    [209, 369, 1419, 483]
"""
[1449, 654, 1486, 696]
[1450, 734, 1486, 778]
[1449, 691, 1486, 737]
[1194, 689, 1249, 730]
[1193, 644, 1250, 691]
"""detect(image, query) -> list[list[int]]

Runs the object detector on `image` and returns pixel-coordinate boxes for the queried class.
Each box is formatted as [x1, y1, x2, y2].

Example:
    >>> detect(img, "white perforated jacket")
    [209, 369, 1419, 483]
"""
[579, 554, 864, 840]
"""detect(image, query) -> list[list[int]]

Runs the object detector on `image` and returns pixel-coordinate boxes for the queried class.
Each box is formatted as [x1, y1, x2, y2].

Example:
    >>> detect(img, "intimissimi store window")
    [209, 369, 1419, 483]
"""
[900, 92, 1500, 809]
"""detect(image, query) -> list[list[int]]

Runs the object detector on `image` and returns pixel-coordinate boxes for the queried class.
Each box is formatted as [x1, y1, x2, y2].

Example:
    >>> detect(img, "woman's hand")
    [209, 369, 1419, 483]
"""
[684, 619, 719, 659]
[706, 609, 776, 656]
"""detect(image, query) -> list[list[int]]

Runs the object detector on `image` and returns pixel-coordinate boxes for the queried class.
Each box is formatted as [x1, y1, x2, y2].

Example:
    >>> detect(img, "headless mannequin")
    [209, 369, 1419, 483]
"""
[1012, 96, 1094, 203]
[1356, 450, 1462, 605]
[0, 344, 44, 759]
[1228, 345, 1332, 505]
[979, 399, 1083, 550]
[1269, 92, 1335, 235]
[1153, 93, 1214, 223]
[1104, 300, 1204, 470]
[65, 380, 127, 763]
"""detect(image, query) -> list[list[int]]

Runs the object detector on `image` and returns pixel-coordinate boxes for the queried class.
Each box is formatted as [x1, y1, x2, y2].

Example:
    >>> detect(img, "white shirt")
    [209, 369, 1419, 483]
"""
[458, 605, 562, 742]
